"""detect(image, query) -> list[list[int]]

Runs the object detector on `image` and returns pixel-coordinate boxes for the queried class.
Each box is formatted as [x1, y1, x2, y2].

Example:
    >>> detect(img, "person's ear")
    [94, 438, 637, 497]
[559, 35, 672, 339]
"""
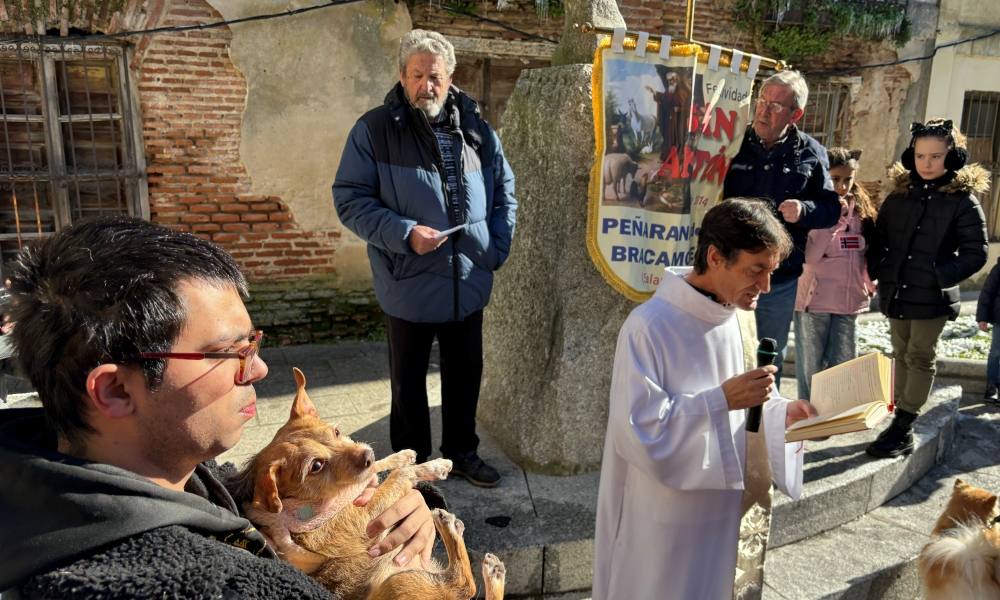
[85, 364, 138, 419]
[789, 106, 805, 124]
[706, 245, 724, 269]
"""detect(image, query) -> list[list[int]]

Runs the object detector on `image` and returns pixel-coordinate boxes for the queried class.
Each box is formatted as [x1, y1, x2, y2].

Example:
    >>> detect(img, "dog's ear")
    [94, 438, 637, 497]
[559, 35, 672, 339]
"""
[293, 367, 307, 389]
[290, 367, 319, 419]
[252, 459, 285, 513]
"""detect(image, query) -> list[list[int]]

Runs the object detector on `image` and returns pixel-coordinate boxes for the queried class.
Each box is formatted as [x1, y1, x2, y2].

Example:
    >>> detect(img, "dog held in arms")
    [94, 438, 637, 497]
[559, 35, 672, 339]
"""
[918, 479, 1000, 599]
[230, 368, 506, 600]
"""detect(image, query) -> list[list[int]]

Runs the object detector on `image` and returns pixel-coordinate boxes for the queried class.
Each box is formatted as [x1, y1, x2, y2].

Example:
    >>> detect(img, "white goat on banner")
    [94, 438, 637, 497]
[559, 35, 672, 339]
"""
[627, 98, 656, 155]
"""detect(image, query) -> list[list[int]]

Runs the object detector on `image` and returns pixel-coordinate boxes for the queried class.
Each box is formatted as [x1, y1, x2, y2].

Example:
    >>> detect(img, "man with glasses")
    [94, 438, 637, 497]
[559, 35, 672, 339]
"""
[0, 217, 435, 599]
[723, 69, 841, 384]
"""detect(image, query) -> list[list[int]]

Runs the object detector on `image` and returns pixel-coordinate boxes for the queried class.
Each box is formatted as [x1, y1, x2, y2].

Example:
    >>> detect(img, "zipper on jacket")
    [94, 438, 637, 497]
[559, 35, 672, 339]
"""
[416, 107, 463, 321]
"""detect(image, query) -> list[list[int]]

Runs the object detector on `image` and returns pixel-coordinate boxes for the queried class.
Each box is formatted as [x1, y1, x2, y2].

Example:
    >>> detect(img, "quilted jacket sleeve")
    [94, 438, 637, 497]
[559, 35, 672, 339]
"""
[936, 194, 987, 289]
[333, 120, 417, 256]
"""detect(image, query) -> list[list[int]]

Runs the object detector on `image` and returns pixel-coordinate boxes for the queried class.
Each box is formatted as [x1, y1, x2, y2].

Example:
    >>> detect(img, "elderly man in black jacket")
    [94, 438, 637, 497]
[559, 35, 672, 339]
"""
[0, 217, 437, 599]
[723, 70, 841, 383]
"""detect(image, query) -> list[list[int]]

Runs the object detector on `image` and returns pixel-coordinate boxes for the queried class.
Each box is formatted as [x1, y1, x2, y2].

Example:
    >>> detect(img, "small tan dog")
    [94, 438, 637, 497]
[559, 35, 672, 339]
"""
[918, 479, 1000, 599]
[232, 368, 505, 600]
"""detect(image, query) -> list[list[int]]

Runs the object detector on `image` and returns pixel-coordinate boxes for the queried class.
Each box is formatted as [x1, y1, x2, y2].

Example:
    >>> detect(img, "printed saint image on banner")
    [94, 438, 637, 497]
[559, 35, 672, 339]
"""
[587, 39, 756, 300]
[600, 56, 698, 214]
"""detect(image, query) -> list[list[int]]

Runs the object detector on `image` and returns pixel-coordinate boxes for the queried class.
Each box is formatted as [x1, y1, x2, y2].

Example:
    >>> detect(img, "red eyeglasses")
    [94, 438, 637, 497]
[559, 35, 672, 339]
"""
[139, 330, 263, 384]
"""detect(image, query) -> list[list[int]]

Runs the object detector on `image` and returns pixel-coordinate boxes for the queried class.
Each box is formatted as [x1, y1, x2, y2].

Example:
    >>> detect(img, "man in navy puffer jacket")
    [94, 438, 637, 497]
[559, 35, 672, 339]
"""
[333, 30, 517, 487]
[723, 70, 840, 383]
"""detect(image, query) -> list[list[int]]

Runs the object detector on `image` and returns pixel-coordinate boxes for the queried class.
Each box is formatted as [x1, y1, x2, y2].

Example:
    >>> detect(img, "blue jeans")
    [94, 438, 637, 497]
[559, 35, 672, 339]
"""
[988, 325, 1000, 387]
[754, 278, 798, 385]
[794, 311, 857, 400]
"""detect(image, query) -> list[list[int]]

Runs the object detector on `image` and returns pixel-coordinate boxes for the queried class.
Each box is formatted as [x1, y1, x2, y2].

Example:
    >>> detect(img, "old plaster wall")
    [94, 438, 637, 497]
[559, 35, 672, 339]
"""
[847, 0, 940, 195]
[207, 0, 411, 290]
[926, 0, 1000, 283]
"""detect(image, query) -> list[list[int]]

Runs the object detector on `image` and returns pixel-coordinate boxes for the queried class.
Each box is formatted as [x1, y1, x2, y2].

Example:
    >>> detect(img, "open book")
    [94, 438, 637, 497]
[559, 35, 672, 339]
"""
[786, 352, 894, 442]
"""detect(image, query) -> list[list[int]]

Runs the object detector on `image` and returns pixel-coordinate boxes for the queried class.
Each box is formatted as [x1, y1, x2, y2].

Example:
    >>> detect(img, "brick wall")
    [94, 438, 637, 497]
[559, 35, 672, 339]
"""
[618, 0, 898, 72]
[409, 0, 563, 42]
[135, 0, 377, 341]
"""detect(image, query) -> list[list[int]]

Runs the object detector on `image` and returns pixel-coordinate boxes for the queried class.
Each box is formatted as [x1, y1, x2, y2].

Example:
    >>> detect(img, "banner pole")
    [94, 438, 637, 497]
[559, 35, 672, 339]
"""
[685, 0, 696, 41]
[575, 22, 787, 72]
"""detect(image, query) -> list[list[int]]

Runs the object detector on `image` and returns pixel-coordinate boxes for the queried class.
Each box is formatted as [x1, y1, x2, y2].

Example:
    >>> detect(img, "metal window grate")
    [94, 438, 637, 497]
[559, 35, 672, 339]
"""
[961, 91, 1000, 240]
[0, 39, 147, 278]
[799, 81, 851, 149]
[751, 75, 853, 149]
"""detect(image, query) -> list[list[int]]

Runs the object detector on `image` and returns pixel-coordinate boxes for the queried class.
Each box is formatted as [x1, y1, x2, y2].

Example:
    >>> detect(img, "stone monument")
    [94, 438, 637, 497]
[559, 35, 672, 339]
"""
[477, 0, 634, 474]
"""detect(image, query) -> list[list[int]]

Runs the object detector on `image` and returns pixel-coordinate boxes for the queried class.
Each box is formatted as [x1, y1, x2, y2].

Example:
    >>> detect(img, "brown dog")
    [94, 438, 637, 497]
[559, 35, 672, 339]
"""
[918, 479, 1000, 599]
[231, 368, 505, 600]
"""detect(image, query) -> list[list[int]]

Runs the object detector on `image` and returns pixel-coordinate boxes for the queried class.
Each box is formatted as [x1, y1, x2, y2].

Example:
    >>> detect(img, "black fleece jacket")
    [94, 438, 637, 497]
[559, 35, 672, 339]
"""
[0, 408, 335, 600]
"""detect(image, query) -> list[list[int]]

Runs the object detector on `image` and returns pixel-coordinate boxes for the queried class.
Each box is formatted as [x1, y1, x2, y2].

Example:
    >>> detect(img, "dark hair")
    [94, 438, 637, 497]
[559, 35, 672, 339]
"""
[827, 147, 877, 222]
[900, 118, 969, 173]
[693, 198, 792, 274]
[6, 216, 247, 446]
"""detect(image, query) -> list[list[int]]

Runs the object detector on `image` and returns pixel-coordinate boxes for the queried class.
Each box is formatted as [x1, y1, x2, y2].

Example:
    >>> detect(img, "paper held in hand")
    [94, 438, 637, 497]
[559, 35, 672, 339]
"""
[433, 223, 468, 240]
[785, 352, 895, 442]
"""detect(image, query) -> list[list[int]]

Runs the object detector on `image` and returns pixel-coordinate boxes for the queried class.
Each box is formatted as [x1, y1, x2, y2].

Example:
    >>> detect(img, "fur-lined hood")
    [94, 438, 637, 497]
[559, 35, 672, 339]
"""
[889, 162, 992, 195]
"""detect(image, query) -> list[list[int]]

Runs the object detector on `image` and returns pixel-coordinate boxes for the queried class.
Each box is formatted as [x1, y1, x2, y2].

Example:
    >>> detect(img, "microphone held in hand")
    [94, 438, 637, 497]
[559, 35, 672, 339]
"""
[747, 337, 778, 433]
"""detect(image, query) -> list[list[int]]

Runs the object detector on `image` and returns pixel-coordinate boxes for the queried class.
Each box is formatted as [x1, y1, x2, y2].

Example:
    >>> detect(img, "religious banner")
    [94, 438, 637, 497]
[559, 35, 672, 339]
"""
[587, 34, 760, 301]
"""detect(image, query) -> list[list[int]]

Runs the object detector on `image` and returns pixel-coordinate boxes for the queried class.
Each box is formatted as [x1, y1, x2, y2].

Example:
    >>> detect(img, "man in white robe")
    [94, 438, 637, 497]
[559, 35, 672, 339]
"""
[593, 199, 817, 600]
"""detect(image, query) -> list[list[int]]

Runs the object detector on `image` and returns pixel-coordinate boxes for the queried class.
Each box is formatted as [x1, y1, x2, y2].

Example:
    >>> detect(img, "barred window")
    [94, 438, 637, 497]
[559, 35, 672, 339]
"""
[961, 90, 1000, 240]
[798, 80, 852, 149]
[0, 39, 147, 278]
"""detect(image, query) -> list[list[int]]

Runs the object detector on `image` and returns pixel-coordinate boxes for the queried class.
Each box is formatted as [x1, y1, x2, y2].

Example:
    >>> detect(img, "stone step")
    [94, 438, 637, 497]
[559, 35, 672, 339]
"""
[444, 386, 961, 597]
[769, 385, 960, 548]
[763, 403, 1000, 599]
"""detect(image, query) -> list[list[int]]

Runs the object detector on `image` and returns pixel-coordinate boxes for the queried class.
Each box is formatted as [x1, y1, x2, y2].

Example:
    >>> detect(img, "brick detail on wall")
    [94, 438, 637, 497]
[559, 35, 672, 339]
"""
[136, 0, 340, 284]
[617, 0, 898, 72]
[410, 0, 562, 43]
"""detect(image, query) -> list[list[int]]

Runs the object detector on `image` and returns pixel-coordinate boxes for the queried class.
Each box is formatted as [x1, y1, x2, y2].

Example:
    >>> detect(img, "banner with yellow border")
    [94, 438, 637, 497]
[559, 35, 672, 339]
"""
[587, 36, 758, 301]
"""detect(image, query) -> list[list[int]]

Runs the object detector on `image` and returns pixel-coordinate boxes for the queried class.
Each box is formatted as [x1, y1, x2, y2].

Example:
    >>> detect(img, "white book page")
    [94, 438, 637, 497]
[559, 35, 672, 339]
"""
[810, 353, 888, 416]
[787, 403, 868, 431]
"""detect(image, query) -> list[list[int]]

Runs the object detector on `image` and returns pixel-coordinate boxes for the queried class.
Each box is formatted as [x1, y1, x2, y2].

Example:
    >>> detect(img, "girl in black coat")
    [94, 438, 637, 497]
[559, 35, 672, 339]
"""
[866, 119, 989, 458]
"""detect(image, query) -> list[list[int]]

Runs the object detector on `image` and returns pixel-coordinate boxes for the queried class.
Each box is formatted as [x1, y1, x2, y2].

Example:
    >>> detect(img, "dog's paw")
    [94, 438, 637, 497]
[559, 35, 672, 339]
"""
[416, 458, 452, 481]
[432, 509, 463, 537]
[375, 449, 417, 472]
[482, 553, 506, 583]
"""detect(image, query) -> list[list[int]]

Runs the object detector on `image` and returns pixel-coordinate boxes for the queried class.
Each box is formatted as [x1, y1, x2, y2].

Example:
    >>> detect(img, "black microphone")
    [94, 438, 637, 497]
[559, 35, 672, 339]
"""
[747, 337, 778, 433]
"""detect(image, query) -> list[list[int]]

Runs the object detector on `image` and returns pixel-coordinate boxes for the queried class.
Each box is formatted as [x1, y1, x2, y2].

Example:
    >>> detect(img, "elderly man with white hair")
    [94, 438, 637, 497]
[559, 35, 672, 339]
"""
[722, 70, 841, 384]
[333, 30, 517, 488]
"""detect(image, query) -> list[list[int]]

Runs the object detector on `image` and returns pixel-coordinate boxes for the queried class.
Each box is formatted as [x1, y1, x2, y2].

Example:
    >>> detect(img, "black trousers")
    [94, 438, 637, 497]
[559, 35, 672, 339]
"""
[385, 309, 483, 460]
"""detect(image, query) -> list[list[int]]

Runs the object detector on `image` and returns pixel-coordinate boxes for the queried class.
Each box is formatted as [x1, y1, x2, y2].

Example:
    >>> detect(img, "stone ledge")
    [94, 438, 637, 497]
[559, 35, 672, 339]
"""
[764, 407, 1000, 600]
[770, 385, 960, 548]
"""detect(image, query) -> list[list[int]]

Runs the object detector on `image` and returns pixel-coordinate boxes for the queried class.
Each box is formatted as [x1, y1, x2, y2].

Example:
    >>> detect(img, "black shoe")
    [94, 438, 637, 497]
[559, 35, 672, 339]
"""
[865, 409, 917, 458]
[444, 451, 500, 488]
[984, 385, 999, 404]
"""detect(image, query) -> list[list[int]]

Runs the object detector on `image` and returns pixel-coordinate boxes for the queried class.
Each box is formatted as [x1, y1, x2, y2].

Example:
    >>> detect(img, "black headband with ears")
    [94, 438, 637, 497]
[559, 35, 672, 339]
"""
[901, 119, 968, 171]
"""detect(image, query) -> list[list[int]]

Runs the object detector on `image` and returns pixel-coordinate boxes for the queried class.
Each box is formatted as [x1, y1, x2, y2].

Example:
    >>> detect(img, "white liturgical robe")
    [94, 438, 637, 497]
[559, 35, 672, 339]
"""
[592, 269, 804, 600]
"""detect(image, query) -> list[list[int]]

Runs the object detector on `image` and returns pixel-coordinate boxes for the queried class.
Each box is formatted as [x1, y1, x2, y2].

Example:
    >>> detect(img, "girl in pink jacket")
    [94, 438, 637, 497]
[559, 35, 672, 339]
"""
[794, 148, 878, 400]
